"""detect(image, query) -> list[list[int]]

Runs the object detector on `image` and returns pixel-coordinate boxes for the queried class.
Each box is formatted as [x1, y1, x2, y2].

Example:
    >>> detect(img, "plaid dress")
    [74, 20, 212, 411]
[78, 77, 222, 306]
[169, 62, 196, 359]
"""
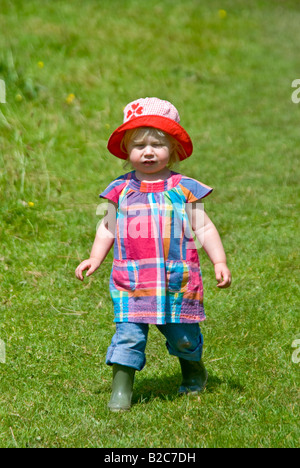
[100, 171, 212, 324]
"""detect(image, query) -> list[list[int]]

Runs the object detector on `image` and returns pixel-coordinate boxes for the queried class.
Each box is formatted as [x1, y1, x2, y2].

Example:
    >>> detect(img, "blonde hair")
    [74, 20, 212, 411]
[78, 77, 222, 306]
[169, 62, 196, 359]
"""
[121, 127, 185, 169]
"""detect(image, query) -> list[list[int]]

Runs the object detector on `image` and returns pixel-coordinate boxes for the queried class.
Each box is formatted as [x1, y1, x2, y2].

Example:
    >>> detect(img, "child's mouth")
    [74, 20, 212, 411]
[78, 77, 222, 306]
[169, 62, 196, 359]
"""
[143, 161, 156, 166]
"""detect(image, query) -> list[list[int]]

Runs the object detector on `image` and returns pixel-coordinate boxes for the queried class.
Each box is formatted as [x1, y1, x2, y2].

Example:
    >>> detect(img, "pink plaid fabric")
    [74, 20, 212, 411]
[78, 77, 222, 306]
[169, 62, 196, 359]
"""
[100, 171, 213, 324]
[123, 97, 181, 124]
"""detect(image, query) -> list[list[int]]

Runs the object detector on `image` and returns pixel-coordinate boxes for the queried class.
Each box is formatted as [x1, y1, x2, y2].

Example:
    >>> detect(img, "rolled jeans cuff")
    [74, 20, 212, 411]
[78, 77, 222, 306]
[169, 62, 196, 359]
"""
[105, 346, 146, 371]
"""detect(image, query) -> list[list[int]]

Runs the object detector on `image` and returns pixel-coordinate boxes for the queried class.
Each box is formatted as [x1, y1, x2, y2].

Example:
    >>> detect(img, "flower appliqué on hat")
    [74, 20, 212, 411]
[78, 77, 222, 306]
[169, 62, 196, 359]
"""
[126, 103, 144, 120]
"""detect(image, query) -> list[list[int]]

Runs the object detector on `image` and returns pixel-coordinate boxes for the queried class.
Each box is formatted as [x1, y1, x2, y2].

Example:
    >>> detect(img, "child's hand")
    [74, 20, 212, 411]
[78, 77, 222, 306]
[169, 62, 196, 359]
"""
[75, 258, 101, 281]
[214, 263, 232, 288]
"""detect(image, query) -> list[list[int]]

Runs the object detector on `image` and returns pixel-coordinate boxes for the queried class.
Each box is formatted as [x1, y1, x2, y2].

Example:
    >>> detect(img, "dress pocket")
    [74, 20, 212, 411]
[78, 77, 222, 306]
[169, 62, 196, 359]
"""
[166, 260, 190, 293]
[112, 259, 139, 292]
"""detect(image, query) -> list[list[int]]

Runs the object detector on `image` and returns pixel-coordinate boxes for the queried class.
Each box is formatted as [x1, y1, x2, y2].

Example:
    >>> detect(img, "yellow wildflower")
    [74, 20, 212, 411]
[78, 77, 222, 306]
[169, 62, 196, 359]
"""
[38, 61, 44, 69]
[15, 93, 23, 102]
[65, 93, 75, 105]
[28, 202, 35, 207]
[218, 9, 227, 19]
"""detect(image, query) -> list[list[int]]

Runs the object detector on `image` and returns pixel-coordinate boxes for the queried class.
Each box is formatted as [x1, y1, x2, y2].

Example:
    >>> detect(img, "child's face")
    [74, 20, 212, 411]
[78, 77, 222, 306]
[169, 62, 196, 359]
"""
[127, 131, 172, 175]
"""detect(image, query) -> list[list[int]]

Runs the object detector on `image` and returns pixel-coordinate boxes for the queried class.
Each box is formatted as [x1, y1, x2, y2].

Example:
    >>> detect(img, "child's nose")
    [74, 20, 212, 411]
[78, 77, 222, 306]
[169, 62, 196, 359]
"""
[144, 145, 154, 155]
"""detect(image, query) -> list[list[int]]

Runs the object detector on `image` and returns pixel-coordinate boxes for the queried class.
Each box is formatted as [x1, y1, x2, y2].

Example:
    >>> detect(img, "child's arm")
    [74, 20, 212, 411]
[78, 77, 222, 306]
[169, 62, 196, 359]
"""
[75, 201, 117, 281]
[188, 202, 231, 288]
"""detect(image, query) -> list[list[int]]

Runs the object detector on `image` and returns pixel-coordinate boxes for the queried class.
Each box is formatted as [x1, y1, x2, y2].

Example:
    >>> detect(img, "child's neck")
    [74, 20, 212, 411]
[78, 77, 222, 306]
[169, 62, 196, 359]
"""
[134, 168, 171, 182]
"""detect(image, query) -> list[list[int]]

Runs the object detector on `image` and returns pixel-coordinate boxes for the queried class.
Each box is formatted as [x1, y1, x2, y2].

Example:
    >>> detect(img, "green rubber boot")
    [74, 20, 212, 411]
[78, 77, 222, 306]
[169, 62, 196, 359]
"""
[108, 364, 136, 412]
[178, 358, 208, 394]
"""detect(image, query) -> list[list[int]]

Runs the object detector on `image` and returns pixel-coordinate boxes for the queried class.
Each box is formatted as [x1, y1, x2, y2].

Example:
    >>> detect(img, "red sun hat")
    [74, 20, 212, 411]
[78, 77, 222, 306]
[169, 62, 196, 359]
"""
[107, 97, 193, 160]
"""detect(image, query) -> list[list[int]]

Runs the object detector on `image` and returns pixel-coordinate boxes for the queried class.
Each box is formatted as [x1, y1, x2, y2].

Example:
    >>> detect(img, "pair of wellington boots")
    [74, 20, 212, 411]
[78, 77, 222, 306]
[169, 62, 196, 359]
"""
[108, 358, 208, 412]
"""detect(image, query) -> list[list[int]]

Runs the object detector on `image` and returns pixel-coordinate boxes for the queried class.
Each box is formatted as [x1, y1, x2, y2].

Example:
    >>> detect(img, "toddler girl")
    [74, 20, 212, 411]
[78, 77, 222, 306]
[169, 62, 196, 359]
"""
[75, 97, 231, 411]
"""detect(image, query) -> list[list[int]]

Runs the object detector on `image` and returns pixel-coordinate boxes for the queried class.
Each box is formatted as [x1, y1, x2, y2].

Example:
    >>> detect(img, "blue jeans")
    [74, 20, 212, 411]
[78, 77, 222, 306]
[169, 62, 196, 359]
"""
[106, 322, 203, 371]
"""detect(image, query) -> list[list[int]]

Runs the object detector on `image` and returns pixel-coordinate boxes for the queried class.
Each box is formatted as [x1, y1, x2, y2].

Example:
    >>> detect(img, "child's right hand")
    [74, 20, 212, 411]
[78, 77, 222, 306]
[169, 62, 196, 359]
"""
[75, 258, 101, 281]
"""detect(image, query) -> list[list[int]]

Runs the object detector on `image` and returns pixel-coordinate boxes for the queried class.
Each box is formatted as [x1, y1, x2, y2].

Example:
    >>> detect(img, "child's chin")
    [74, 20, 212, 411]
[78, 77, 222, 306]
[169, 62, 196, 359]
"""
[143, 163, 157, 170]
[139, 164, 159, 172]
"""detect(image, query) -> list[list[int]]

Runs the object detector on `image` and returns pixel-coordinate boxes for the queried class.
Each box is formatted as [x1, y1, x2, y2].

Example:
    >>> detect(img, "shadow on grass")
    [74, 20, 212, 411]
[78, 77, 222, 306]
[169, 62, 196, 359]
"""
[205, 374, 245, 393]
[93, 371, 245, 409]
[133, 372, 182, 404]
[130, 372, 245, 405]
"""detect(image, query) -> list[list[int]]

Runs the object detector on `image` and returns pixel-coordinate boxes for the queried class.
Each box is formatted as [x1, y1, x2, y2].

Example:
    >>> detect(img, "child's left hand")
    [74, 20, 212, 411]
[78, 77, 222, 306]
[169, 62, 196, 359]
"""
[214, 263, 232, 288]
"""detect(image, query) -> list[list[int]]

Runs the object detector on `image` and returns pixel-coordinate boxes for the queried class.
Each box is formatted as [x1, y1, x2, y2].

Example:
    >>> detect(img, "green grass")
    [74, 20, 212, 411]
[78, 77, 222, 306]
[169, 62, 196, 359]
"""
[0, 0, 299, 448]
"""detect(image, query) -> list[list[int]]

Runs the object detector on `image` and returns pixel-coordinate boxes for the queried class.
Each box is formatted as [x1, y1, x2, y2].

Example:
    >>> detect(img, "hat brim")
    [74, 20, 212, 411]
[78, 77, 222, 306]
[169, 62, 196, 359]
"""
[107, 115, 193, 161]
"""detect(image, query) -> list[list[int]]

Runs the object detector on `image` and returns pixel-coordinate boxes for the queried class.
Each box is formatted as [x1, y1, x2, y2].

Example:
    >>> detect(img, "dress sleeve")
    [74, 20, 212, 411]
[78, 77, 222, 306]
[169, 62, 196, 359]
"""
[99, 175, 128, 204]
[179, 176, 213, 203]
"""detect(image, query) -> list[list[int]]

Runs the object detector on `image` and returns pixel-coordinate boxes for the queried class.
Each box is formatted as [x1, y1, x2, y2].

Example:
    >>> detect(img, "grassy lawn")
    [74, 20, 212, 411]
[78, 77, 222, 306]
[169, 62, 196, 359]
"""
[0, 0, 299, 448]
